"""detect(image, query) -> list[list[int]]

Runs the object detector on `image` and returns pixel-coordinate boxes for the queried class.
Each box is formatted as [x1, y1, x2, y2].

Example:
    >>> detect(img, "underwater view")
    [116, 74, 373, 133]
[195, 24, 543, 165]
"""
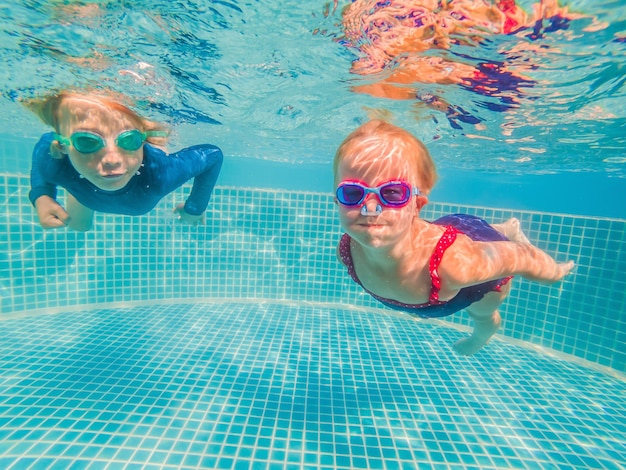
[0, 0, 625, 469]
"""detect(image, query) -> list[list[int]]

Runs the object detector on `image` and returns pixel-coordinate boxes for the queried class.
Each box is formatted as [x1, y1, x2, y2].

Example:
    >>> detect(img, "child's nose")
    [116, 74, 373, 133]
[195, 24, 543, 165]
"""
[360, 194, 383, 216]
[100, 147, 123, 167]
[363, 193, 381, 208]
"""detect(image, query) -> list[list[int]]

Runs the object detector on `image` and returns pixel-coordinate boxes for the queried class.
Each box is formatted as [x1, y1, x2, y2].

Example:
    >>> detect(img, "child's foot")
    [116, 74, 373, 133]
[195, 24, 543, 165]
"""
[453, 311, 501, 356]
[499, 218, 530, 244]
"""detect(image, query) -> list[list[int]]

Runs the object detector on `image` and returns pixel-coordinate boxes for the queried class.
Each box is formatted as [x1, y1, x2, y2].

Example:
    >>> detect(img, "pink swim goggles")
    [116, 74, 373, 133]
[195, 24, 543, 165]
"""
[336, 180, 421, 208]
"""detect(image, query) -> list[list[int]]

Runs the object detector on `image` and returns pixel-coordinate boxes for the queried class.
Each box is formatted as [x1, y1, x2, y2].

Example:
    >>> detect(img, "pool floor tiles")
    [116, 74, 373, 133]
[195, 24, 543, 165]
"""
[0, 302, 624, 469]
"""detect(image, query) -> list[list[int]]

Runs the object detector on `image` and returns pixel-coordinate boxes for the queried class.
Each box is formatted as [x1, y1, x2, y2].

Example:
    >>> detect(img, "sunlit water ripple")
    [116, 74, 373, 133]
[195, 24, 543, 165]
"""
[0, 0, 624, 175]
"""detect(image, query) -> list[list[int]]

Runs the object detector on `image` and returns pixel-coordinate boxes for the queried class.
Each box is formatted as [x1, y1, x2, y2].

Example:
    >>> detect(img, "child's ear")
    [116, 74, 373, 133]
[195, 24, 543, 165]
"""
[415, 194, 428, 211]
[50, 140, 68, 159]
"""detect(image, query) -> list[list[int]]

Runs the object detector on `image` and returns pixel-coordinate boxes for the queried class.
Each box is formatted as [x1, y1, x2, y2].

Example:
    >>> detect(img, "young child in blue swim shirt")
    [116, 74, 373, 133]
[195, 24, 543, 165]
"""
[27, 91, 223, 231]
[334, 119, 575, 355]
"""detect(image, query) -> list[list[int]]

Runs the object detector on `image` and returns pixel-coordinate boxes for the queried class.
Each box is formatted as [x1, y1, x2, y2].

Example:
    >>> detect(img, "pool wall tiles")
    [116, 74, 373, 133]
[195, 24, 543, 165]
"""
[1, 172, 625, 373]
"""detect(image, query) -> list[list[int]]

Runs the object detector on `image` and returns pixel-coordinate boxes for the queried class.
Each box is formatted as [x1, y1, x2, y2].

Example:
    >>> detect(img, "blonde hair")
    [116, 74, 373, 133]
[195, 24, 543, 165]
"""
[25, 90, 168, 147]
[333, 119, 438, 194]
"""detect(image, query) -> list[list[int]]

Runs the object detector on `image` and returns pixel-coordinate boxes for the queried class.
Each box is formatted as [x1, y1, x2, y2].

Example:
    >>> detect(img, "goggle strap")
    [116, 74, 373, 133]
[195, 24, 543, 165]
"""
[52, 133, 71, 147]
[144, 130, 168, 138]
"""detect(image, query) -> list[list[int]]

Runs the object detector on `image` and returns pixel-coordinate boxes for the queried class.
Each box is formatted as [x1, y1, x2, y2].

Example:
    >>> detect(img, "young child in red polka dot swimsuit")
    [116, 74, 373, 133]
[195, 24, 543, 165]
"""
[338, 215, 513, 318]
[334, 119, 575, 355]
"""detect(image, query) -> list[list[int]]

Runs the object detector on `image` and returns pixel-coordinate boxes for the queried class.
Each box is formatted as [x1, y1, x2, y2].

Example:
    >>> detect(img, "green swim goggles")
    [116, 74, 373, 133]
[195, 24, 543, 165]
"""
[54, 129, 167, 154]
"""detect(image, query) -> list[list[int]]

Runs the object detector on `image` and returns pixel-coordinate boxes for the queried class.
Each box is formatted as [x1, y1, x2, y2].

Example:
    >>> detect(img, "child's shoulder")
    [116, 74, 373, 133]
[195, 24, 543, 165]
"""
[414, 218, 447, 237]
[32, 133, 65, 170]
[409, 219, 450, 252]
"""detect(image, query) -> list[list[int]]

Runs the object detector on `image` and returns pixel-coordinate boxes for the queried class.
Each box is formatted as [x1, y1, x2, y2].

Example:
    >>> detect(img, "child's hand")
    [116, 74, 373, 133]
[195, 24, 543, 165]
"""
[34, 196, 71, 229]
[173, 203, 205, 226]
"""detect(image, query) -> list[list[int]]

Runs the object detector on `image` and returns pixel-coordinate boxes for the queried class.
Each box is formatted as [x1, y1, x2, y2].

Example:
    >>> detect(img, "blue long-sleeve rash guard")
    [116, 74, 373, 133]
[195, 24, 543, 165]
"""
[29, 132, 223, 216]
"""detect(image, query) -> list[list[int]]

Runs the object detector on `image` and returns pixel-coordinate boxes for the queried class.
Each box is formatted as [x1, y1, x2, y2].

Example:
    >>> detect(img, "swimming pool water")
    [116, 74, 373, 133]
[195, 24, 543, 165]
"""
[1, 1, 625, 466]
[1, 302, 625, 469]
[1, 0, 625, 174]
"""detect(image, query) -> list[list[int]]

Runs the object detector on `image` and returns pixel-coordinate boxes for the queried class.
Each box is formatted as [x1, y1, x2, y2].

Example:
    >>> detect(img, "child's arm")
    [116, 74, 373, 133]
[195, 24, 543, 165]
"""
[30, 134, 69, 229]
[177, 144, 223, 217]
[152, 144, 224, 220]
[29, 133, 59, 209]
[440, 237, 574, 290]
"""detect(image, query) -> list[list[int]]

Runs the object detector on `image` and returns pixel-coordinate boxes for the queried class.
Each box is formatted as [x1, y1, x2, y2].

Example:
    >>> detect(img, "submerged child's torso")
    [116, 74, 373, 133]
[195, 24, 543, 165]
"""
[29, 133, 223, 216]
[339, 214, 513, 318]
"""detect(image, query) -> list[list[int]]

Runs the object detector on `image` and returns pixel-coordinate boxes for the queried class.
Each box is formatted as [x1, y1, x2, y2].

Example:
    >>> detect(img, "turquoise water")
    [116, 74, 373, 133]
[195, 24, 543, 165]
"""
[1, 0, 625, 174]
[1, 0, 626, 468]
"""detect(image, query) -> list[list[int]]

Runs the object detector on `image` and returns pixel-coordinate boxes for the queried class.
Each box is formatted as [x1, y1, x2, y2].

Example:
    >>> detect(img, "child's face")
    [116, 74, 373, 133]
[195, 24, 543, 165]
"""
[57, 96, 144, 191]
[335, 151, 418, 248]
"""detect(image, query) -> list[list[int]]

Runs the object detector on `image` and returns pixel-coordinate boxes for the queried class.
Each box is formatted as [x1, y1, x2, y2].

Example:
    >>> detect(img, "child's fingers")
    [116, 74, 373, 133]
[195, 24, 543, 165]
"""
[41, 208, 71, 229]
[51, 206, 71, 224]
[41, 215, 69, 229]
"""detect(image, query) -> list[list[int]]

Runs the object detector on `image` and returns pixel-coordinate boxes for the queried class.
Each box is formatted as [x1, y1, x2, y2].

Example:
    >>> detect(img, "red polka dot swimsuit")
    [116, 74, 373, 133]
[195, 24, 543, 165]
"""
[339, 214, 513, 318]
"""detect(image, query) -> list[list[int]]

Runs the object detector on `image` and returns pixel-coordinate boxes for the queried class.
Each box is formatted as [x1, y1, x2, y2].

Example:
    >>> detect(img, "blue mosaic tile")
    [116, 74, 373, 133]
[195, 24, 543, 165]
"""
[1, 177, 624, 372]
[0, 303, 624, 469]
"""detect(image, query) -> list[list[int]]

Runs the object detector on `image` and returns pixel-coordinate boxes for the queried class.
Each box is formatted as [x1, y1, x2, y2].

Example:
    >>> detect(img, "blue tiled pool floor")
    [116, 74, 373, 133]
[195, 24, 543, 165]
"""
[0, 302, 624, 469]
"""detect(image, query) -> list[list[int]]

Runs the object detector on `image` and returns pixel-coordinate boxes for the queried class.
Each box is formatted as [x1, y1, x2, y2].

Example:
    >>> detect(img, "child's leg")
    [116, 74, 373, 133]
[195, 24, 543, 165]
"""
[66, 194, 94, 232]
[453, 286, 511, 356]
[492, 217, 530, 244]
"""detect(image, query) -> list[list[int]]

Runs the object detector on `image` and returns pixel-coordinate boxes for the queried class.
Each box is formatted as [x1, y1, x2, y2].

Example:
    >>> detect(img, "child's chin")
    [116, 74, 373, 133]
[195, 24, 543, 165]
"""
[356, 232, 392, 248]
